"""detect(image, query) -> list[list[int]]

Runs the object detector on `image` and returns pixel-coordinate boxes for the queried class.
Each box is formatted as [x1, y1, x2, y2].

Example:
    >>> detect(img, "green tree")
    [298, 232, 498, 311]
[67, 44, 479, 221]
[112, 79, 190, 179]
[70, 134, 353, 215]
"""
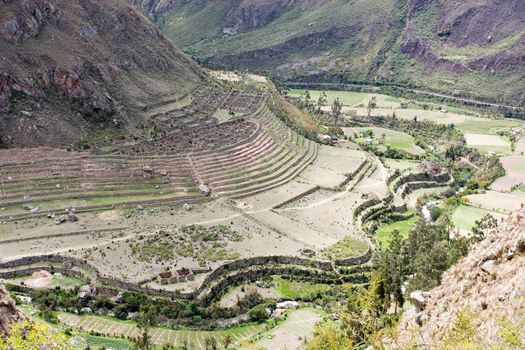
[316, 91, 327, 114]
[307, 322, 353, 350]
[331, 97, 343, 126]
[367, 96, 377, 117]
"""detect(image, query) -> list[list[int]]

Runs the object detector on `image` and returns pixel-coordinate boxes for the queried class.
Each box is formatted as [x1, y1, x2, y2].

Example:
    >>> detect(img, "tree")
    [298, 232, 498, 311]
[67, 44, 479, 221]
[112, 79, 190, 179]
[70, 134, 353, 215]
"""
[304, 90, 312, 111]
[367, 96, 377, 117]
[248, 303, 270, 322]
[205, 336, 218, 350]
[1, 320, 73, 350]
[331, 97, 343, 126]
[316, 91, 327, 114]
[133, 305, 155, 350]
[307, 322, 353, 350]
[472, 213, 497, 238]
[223, 334, 233, 349]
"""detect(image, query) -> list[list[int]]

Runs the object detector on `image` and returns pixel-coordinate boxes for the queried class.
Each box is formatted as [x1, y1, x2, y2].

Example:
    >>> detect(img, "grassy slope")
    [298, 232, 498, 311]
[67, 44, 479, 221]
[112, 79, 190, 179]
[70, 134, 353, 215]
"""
[160, 0, 394, 78]
[149, 0, 524, 106]
[375, 216, 418, 248]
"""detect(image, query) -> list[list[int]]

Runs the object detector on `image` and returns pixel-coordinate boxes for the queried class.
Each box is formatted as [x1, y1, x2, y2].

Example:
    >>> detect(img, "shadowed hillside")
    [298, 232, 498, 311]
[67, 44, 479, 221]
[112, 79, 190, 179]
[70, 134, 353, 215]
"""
[0, 0, 207, 147]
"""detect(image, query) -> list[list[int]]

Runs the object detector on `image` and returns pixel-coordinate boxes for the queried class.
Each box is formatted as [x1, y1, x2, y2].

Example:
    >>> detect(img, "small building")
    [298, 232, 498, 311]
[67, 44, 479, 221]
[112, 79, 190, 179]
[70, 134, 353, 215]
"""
[157, 268, 195, 285]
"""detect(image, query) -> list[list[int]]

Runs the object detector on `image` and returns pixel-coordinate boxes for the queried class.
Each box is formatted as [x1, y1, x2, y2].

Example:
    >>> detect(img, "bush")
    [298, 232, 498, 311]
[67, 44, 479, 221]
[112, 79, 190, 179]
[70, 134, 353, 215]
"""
[248, 303, 271, 322]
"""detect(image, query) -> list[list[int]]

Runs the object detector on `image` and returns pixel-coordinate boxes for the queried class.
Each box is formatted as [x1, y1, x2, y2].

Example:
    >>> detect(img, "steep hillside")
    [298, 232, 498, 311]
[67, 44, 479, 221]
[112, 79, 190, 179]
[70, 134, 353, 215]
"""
[0, 284, 25, 335]
[132, 0, 525, 106]
[391, 205, 525, 348]
[0, 0, 206, 147]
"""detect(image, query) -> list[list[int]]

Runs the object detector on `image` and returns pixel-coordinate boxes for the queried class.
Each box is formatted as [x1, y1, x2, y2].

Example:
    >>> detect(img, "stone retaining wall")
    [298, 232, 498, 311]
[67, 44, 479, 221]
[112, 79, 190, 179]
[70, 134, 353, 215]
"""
[273, 186, 320, 209]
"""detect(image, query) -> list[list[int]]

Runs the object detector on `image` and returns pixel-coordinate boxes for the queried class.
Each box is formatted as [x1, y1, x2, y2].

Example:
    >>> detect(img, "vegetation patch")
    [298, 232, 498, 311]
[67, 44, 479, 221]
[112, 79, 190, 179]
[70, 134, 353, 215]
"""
[273, 277, 331, 300]
[374, 216, 418, 249]
[451, 205, 501, 231]
[318, 237, 369, 260]
[130, 225, 245, 263]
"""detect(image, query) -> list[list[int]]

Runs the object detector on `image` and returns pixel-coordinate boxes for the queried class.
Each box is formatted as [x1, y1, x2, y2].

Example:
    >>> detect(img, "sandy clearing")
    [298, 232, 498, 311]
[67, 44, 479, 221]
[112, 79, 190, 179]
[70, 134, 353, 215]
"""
[253, 309, 322, 350]
[25, 270, 52, 288]
[491, 155, 525, 192]
[298, 146, 367, 188]
[516, 137, 525, 154]
[219, 285, 280, 308]
[465, 133, 510, 147]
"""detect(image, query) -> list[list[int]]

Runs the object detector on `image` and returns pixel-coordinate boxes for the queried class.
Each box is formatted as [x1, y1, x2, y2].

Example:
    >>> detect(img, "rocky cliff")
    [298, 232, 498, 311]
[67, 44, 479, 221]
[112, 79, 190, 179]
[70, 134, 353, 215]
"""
[391, 205, 525, 348]
[0, 0, 205, 147]
[0, 284, 25, 336]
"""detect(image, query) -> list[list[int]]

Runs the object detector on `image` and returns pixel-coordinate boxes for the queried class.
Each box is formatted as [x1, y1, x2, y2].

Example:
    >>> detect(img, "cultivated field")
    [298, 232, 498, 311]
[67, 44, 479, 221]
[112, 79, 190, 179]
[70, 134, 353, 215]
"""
[491, 155, 525, 192]
[246, 309, 323, 350]
[58, 312, 266, 350]
[451, 205, 504, 233]
[465, 133, 512, 155]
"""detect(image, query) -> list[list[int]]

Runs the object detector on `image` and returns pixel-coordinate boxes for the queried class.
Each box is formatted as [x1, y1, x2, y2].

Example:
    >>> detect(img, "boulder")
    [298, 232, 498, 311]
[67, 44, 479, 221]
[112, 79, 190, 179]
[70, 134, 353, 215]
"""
[77, 285, 95, 299]
[182, 203, 193, 211]
[55, 215, 67, 225]
[480, 259, 496, 274]
[143, 165, 154, 173]
[410, 291, 428, 312]
[197, 183, 211, 196]
[67, 212, 79, 222]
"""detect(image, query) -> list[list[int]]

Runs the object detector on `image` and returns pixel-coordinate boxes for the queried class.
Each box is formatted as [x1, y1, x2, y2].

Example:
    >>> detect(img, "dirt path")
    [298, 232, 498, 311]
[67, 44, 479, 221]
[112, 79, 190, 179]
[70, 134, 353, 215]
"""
[249, 309, 322, 350]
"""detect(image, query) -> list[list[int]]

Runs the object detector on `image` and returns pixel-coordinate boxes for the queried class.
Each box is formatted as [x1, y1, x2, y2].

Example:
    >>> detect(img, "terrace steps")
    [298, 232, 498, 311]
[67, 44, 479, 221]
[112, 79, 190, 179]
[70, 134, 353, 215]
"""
[0, 96, 318, 215]
[218, 139, 318, 198]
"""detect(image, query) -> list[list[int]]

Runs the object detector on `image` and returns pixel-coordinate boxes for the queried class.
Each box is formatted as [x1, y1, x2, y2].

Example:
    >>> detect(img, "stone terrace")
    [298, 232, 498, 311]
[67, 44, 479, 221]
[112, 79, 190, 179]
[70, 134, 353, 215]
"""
[0, 89, 317, 219]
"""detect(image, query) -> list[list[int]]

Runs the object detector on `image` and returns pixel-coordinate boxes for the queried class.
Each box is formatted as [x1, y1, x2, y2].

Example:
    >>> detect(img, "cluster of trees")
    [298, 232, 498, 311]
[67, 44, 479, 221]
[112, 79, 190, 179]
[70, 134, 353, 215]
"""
[28, 286, 266, 328]
[307, 217, 479, 349]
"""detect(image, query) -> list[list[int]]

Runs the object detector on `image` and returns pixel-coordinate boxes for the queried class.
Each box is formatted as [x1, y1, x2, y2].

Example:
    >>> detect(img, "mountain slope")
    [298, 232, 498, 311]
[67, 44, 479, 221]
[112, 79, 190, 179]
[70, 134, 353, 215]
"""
[131, 0, 525, 107]
[390, 206, 525, 348]
[0, 0, 207, 147]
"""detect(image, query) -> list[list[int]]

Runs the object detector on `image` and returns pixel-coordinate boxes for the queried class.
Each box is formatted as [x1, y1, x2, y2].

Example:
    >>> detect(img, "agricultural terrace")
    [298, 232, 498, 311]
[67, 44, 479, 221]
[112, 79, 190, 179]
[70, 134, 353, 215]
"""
[4, 76, 524, 350]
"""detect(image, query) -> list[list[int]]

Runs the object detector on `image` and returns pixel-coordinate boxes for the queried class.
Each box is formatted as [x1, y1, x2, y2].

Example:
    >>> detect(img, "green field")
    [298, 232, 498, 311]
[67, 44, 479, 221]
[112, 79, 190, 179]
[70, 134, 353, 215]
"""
[273, 277, 331, 300]
[81, 335, 134, 350]
[319, 236, 369, 260]
[382, 159, 420, 172]
[515, 184, 525, 193]
[351, 127, 425, 155]
[451, 205, 501, 231]
[457, 119, 522, 134]
[287, 89, 408, 108]
[375, 216, 418, 248]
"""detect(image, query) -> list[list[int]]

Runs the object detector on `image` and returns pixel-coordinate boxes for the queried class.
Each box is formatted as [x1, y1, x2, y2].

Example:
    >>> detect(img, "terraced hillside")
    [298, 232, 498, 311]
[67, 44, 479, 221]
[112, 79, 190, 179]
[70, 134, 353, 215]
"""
[0, 89, 318, 221]
[131, 0, 525, 106]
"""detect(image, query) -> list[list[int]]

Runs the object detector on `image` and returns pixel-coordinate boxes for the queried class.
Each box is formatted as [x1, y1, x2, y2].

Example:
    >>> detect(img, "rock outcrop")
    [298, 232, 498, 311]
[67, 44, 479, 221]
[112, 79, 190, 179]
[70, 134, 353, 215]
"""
[392, 205, 525, 348]
[0, 284, 25, 336]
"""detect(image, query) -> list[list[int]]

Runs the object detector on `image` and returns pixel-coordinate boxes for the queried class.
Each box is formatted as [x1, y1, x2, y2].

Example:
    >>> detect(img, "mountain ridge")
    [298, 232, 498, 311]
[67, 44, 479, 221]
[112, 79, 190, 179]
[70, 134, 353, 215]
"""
[0, 0, 207, 148]
[131, 0, 525, 107]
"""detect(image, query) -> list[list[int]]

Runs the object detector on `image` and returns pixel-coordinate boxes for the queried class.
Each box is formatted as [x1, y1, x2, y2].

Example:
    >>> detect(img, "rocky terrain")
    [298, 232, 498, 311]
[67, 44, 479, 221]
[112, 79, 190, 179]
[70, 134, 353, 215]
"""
[0, 284, 25, 335]
[393, 205, 525, 348]
[0, 0, 206, 147]
[132, 0, 525, 106]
